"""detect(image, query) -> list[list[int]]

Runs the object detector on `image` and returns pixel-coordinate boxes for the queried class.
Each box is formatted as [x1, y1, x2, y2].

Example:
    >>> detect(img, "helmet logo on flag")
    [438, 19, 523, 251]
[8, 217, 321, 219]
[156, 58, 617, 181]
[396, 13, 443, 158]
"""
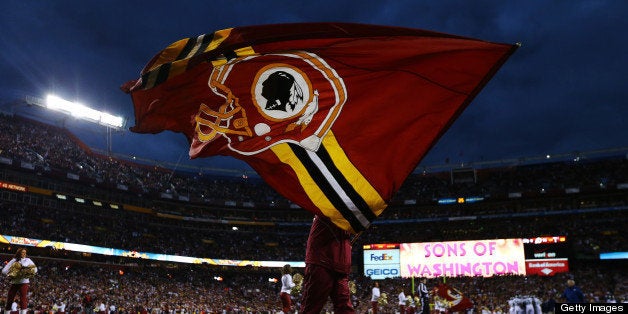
[257, 68, 306, 114]
[194, 51, 346, 155]
[252, 64, 319, 135]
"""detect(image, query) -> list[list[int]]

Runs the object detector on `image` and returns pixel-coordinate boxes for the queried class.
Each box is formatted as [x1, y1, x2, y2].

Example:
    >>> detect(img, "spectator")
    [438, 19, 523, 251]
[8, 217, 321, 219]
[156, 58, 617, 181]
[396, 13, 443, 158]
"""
[562, 279, 585, 303]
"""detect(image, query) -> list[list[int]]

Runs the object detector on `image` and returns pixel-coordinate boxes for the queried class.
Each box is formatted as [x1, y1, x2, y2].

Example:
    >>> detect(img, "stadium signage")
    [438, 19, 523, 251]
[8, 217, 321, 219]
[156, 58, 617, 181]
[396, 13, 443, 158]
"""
[370, 253, 394, 261]
[365, 267, 399, 276]
[363, 236, 569, 278]
[0, 234, 306, 268]
[363, 245, 401, 279]
[401, 239, 526, 278]
[0, 181, 28, 192]
[523, 236, 569, 275]
[7, 236, 41, 246]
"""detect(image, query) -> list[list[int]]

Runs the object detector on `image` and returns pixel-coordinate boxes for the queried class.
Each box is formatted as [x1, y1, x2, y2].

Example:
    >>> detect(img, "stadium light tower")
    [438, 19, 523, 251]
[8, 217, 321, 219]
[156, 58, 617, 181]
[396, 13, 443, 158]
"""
[44, 94, 125, 129]
[24, 94, 126, 154]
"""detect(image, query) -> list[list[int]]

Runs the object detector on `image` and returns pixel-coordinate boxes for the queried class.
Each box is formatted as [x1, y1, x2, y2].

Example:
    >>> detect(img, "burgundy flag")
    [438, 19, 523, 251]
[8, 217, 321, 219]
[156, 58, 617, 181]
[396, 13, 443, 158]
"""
[123, 23, 517, 233]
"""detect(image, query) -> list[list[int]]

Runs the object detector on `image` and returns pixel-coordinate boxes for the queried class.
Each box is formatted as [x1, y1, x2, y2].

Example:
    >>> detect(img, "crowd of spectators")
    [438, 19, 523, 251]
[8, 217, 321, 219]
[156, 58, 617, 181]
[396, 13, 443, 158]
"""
[0, 201, 307, 261]
[0, 114, 285, 208]
[0, 112, 627, 312]
[0, 254, 625, 314]
[0, 198, 625, 262]
[0, 258, 282, 314]
[350, 264, 627, 314]
[2, 113, 628, 214]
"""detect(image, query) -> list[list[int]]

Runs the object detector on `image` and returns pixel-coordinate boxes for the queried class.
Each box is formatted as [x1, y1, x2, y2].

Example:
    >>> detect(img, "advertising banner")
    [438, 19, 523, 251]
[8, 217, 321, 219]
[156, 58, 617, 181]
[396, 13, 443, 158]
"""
[363, 243, 401, 279]
[400, 239, 526, 278]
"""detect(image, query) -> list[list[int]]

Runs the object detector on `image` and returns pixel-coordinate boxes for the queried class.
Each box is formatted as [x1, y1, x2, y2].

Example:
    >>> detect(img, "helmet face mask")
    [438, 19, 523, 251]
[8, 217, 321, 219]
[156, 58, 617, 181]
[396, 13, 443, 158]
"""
[193, 51, 347, 156]
[195, 83, 252, 143]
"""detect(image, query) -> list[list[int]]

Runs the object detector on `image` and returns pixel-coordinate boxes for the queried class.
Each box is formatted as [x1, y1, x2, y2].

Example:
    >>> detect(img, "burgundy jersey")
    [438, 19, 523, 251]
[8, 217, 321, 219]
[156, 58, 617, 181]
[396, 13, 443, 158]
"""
[305, 216, 352, 274]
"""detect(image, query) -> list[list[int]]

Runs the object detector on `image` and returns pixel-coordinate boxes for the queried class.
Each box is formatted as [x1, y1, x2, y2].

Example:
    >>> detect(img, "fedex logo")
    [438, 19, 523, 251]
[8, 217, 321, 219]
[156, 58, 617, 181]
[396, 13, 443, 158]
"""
[371, 253, 393, 261]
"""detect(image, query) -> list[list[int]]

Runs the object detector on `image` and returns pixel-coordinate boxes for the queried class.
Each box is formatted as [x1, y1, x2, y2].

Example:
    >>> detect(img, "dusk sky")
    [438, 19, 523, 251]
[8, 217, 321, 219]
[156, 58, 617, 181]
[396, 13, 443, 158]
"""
[1, 1, 626, 173]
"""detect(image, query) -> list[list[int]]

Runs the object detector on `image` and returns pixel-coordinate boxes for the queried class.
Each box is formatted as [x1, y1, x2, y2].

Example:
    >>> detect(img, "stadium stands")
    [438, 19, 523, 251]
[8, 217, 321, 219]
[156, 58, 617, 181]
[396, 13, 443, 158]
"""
[0, 112, 626, 313]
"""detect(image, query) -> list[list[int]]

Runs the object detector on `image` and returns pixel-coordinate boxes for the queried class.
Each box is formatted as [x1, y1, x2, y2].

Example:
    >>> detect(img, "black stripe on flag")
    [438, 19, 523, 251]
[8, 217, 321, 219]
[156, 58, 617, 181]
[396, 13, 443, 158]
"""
[195, 33, 214, 56]
[315, 144, 377, 222]
[289, 143, 366, 232]
[176, 36, 200, 61]
[152, 62, 172, 87]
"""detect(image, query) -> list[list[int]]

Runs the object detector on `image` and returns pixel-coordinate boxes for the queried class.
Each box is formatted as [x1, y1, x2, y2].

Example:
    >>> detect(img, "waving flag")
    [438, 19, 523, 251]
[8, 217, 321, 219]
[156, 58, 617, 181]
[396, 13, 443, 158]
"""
[123, 23, 517, 233]
[434, 283, 474, 312]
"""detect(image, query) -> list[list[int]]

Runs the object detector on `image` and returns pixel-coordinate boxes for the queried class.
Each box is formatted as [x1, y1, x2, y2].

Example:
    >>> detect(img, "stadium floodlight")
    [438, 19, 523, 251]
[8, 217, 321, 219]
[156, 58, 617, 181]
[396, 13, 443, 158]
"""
[45, 94, 124, 129]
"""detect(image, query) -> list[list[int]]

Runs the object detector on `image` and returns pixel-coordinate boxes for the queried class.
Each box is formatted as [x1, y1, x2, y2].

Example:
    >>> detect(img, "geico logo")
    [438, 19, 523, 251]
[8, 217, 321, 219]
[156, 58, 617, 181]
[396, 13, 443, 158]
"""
[366, 268, 399, 276]
[370, 253, 394, 261]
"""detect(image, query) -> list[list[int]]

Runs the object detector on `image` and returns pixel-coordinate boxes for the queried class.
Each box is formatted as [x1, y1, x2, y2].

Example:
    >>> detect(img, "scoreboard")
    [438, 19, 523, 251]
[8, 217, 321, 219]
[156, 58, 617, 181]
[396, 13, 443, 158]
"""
[522, 236, 569, 276]
[363, 236, 569, 279]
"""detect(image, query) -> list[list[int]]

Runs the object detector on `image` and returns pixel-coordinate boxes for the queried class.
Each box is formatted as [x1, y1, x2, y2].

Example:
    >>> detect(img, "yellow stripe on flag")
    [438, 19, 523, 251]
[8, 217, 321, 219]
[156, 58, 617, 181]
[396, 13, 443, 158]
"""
[149, 38, 190, 72]
[170, 29, 233, 78]
[322, 131, 388, 217]
[270, 143, 351, 231]
[211, 46, 257, 67]
[205, 28, 232, 53]
[234, 46, 256, 57]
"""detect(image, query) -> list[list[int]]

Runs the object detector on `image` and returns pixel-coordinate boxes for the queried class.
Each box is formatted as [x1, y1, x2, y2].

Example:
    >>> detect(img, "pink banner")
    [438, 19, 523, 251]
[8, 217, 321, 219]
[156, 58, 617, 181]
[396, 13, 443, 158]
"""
[400, 239, 526, 278]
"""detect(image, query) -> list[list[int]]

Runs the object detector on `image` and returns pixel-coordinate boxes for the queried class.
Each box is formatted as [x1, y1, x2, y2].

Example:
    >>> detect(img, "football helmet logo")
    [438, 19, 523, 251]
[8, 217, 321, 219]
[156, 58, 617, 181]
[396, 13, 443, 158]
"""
[194, 51, 346, 155]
